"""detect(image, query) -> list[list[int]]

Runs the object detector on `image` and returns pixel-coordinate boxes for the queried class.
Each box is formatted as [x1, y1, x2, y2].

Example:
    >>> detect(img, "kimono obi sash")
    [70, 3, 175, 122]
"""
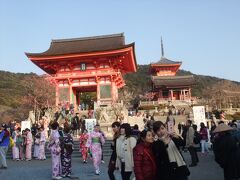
[92, 137, 100, 144]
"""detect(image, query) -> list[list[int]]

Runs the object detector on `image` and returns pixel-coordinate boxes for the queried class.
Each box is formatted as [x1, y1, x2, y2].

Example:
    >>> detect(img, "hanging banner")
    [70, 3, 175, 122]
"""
[193, 106, 206, 130]
[85, 119, 97, 133]
[21, 120, 31, 131]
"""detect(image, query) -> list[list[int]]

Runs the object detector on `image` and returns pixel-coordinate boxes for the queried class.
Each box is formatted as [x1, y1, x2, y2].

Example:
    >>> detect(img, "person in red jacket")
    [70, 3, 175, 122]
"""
[133, 129, 157, 180]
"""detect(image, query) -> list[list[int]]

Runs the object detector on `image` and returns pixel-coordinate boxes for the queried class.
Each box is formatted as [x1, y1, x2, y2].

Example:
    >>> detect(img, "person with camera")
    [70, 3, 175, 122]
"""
[152, 121, 190, 180]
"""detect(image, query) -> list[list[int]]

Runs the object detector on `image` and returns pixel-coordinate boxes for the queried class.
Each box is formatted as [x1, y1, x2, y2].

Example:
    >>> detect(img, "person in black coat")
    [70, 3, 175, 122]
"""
[108, 121, 121, 180]
[152, 121, 190, 180]
[212, 124, 240, 180]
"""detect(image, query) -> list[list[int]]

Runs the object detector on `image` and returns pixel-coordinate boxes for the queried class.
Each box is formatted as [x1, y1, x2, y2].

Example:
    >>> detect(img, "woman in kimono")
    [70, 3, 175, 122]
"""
[21, 130, 26, 160]
[33, 128, 40, 159]
[25, 128, 33, 161]
[79, 129, 89, 163]
[87, 124, 105, 175]
[12, 127, 20, 160]
[48, 122, 62, 180]
[38, 126, 46, 160]
[61, 126, 74, 178]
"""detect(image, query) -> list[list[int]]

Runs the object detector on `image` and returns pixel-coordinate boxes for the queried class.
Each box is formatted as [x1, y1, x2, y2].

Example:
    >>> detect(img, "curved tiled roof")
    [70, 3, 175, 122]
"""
[152, 75, 195, 87]
[152, 57, 182, 65]
[25, 33, 130, 57]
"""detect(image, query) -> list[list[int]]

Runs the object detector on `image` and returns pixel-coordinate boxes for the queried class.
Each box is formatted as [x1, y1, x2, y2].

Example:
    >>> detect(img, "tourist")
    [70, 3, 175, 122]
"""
[15, 128, 24, 160]
[21, 130, 26, 160]
[213, 123, 240, 180]
[132, 124, 141, 141]
[86, 124, 105, 175]
[116, 123, 137, 180]
[146, 116, 155, 131]
[181, 123, 188, 152]
[100, 129, 106, 164]
[178, 122, 182, 134]
[166, 110, 175, 133]
[38, 126, 46, 160]
[0, 124, 10, 169]
[12, 127, 20, 161]
[63, 118, 69, 129]
[48, 121, 62, 180]
[210, 121, 217, 143]
[152, 121, 190, 180]
[25, 128, 33, 161]
[108, 121, 121, 180]
[33, 128, 40, 159]
[79, 129, 89, 163]
[133, 129, 157, 180]
[61, 126, 74, 178]
[71, 113, 79, 137]
[43, 116, 50, 138]
[186, 120, 199, 167]
[199, 122, 209, 155]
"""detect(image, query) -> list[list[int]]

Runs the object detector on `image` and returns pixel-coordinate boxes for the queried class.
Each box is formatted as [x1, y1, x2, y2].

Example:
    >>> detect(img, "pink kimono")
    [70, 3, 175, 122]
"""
[48, 130, 62, 177]
[38, 131, 46, 160]
[87, 131, 105, 173]
[25, 131, 33, 160]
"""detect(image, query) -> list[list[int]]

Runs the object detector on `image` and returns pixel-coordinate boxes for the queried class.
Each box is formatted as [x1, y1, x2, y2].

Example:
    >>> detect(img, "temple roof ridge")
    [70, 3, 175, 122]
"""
[152, 75, 194, 80]
[52, 33, 124, 43]
[25, 33, 131, 57]
[152, 56, 182, 65]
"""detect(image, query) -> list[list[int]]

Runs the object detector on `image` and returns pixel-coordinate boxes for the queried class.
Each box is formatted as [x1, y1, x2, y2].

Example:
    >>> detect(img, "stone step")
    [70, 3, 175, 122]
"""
[7, 140, 113, 159]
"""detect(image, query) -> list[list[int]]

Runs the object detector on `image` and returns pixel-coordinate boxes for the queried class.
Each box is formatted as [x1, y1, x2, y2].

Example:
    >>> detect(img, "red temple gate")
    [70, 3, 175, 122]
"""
[26, 33, 137, 109]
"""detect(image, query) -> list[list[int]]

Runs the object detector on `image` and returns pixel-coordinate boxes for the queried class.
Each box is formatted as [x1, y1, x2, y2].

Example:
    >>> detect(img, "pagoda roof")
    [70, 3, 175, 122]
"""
[151, 57, 182, 66]
[26, 33, 130, 57]
[152, 75, 195, 88]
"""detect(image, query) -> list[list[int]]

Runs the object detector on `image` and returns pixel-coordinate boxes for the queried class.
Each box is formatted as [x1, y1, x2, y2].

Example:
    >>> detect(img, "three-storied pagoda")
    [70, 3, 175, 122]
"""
[150, 39, 195, 101]
[25, 33, 137, 108]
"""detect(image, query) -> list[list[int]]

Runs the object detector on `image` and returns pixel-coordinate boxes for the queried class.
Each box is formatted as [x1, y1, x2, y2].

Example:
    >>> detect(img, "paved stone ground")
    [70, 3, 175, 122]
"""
[0, 151, 223, 180]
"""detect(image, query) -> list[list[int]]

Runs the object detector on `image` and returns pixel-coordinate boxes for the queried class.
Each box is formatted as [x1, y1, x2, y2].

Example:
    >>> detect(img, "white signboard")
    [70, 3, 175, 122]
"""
[193, 106, 206, 130]
[85, 119, 97, 133]
[21, 120, 31, 131]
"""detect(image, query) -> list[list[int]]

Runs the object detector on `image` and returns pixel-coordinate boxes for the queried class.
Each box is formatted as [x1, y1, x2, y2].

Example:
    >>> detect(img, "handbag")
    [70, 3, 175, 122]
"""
[9, 137, 14, 148]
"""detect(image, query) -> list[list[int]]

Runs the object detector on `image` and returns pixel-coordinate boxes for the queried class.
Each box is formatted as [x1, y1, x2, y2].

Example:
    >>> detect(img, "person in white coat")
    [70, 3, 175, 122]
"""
[116, 123, 137, 180]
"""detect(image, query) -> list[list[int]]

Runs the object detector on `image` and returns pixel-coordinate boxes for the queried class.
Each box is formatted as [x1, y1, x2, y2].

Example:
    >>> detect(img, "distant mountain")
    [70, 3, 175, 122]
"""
[0, 66, 240, 122]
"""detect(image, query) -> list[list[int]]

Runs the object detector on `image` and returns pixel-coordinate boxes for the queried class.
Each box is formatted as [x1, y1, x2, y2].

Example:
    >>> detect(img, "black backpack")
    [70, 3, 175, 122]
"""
[193, 131, 201, 144]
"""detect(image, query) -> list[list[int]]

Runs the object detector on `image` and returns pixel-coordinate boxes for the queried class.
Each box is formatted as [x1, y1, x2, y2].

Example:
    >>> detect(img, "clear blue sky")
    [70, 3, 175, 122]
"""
[1, 0, 240, 82]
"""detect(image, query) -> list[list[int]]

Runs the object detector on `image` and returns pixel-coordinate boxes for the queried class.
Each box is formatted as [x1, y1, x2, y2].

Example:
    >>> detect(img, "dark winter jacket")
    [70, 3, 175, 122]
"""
[213, 133, 240, 180]
[152, 137, 190, 180]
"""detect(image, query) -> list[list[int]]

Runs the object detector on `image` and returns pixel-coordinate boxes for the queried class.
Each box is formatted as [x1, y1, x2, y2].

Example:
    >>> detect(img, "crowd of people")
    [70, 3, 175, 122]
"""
[0, 111, 240, 180]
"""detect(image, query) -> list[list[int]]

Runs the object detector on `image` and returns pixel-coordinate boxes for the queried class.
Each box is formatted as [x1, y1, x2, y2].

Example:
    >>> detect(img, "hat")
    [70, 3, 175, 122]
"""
[1, 124, 7, 129]
[213, 124, 233, 133]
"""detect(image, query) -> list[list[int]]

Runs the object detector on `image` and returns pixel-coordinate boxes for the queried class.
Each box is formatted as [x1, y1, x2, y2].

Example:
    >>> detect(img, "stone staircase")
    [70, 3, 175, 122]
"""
[7, 140, 113, 159]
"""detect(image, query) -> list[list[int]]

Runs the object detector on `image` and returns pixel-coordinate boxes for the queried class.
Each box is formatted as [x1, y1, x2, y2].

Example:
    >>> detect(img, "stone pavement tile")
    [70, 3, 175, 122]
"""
[0, 152, 223, 180]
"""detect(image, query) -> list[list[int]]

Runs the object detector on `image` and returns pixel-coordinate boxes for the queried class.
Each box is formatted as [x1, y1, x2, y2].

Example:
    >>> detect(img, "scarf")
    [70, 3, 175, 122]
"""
[167, 140, 186, 167]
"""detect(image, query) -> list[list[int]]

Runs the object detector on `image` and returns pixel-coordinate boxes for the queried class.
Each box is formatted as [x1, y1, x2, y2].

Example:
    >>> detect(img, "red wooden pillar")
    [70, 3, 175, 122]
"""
[180, 90, 183, 100]
[159, 90, 162, 99]
[183, 90, 186, 100]
[170, 90, 173, 100]
[72, 88, 77, 109]
[96, 78, 100, 104]
[111, 76, 116, 103]
[69, 83, 73, 104]
[189, 88, 192, 99]
[55, 84, 59, 107]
